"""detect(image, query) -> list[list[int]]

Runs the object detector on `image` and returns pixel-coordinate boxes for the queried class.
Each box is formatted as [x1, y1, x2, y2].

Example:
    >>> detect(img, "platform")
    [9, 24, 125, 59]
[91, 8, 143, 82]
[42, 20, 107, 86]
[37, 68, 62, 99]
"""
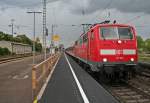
[39, 54, 119, 103]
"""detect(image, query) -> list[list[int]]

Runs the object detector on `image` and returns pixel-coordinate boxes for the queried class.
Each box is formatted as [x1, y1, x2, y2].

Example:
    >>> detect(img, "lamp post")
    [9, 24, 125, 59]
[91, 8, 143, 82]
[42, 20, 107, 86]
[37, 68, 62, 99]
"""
[27, 11, 42, 64]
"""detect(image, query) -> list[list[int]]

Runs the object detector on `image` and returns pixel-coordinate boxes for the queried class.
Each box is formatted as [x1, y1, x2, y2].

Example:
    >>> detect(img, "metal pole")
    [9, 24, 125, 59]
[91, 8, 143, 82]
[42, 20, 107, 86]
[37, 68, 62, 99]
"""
[33, 13, 36, 64]
[50, 24, 54, 55]
[10, 19, 15, 36]
[51, 25, 54, 44]
[43, 0, 47, 60]
[12, 22, 14, 36]
[27, 11, 42, 64]
[82, 24, 85, 33]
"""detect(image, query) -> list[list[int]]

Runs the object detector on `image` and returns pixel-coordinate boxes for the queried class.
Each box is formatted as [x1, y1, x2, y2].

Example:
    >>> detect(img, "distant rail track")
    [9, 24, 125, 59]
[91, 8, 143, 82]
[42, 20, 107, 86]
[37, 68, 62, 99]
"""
[0, 54, 33, 64]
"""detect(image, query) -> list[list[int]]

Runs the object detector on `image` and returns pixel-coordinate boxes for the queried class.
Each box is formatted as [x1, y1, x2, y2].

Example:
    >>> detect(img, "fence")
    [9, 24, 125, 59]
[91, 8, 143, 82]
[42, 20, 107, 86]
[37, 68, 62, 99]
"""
[32, 53, 60, 101]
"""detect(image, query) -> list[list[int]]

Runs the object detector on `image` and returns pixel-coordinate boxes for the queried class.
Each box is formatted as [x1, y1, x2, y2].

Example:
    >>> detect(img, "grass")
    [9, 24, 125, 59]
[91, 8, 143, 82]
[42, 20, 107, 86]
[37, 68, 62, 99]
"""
[139, 54, 150, 62]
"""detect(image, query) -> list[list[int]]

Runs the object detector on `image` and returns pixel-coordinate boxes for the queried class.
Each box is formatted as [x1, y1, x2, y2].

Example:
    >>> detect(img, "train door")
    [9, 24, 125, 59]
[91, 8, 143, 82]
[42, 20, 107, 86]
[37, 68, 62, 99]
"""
[82, 34, 87, 59]
[87, 32, 90, 60]
[88, 30, 95, 61]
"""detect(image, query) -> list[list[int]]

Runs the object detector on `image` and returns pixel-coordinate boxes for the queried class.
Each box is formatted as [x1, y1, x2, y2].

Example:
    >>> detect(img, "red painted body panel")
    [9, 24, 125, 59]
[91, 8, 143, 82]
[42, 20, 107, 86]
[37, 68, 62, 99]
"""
[71, 24, 138, 65]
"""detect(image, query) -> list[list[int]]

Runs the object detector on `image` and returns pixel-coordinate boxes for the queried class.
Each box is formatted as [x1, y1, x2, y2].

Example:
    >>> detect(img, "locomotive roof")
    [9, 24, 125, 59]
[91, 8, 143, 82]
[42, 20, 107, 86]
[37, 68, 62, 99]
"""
[92, 23, 133, 29]
[80, 23, 134, 37]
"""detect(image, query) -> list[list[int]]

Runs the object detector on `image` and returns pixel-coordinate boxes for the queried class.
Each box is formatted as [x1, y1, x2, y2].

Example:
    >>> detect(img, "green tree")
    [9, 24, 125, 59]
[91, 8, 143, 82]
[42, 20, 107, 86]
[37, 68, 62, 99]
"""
[0, 32, 13, 41]
[36, 37, 40, 43]
[137, 36, 145, 51]
[0, 32, 5, 40]
[145, 39, 150, 53]
[0, 32, 43, 53]
[13, 37, 22, 43]
[16, 35, 32, 45]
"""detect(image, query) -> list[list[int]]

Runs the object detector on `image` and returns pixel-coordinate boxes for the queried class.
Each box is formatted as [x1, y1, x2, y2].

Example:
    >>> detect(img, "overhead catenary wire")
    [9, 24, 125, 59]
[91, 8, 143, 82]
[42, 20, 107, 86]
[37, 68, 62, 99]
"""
[89, 0, 114, 23]
[81, 0, 86, 16]
[135, 25, 150, 28]
[88, 0, 148, 29]
[125, 14, 145, 23]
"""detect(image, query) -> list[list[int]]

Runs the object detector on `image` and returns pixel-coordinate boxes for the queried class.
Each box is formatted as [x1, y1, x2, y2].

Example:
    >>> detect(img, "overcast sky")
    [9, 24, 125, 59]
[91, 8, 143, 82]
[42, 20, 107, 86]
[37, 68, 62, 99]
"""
[0, 0, 150, 47]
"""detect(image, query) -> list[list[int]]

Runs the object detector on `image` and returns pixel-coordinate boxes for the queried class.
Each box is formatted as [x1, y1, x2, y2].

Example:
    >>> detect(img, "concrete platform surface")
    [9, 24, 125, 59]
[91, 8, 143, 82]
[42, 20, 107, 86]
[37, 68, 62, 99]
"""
[40, 54, 119, 103]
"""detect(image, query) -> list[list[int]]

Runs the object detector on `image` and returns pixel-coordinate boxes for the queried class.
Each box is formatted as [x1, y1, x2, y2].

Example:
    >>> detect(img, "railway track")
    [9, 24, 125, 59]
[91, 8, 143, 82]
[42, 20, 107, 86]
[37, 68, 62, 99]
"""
[109, 84, 150, 103]
[71, 56, 150, 103]
[138, 67, 150, 78]
[0, 57, 25, 64]
[0, 54, 33, 64]
[94, 64, 150, 103]
[104, 66, 150, 103]
[104, 71, 150, 103]
[93, 74, 150, 103]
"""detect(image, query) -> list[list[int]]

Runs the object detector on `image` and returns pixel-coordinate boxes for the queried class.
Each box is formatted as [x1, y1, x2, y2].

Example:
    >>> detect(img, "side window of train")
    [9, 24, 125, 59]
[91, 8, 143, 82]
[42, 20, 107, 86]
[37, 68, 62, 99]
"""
[83, 34, 88, 43]
[78, 39, 80, 45]
[75, 41, 78, 45]
[79, 38, 82, 44]
[91, 32, 94, 40]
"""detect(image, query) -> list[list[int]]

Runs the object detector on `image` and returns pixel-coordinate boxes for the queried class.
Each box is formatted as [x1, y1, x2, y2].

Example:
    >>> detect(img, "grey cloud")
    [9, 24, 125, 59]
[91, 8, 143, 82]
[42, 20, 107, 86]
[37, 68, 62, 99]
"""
[62, 0, 150, 15]
[0, 0, 59, 8]
[1, 0, 149, 15]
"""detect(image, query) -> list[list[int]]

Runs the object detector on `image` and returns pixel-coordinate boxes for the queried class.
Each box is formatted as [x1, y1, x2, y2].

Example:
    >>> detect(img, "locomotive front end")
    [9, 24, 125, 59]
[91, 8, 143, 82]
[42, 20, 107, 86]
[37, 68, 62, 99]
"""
[98, 24, 138, 78]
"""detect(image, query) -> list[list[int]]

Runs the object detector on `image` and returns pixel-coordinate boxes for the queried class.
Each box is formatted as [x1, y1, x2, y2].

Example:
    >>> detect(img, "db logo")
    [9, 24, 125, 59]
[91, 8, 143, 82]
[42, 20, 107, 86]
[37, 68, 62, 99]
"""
[116, 50, 123, 55]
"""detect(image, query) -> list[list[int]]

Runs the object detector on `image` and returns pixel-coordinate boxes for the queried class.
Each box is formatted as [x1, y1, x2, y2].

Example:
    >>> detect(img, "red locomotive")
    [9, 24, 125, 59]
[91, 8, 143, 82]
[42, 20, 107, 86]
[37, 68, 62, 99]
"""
[67, 22, 138, 80]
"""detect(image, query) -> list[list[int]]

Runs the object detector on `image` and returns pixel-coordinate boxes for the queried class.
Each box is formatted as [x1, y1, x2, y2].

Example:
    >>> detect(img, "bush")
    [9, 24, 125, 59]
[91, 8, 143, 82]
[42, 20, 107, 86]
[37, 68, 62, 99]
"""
[0, 47, 3, 55]
[35, 42, 42, 52]
[0, 47, 11, 56]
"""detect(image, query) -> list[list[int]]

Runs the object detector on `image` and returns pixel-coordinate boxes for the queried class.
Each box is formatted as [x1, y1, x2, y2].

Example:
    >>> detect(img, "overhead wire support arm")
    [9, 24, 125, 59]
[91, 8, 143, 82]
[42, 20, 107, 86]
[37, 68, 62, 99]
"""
[81, 24, 93, 33]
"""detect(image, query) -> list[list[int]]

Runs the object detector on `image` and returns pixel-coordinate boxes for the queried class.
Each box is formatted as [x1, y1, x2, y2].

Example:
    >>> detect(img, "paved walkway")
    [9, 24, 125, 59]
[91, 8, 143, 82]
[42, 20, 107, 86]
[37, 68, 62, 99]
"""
[40, 54, 119, 103]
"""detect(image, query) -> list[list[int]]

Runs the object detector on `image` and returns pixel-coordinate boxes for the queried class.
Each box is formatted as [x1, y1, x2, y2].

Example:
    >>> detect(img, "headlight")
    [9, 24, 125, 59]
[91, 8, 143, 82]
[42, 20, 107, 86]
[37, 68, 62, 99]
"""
[131, 58, 134, 62]
[118, 40, 122, 44]
[103, 58, 107, 62]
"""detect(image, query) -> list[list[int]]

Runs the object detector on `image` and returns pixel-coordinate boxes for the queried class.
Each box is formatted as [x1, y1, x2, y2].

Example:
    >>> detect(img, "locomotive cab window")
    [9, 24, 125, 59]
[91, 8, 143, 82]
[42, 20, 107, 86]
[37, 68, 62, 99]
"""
[100, 27, 133, 40]
[100, 27, 118, 40]
[118, 27, 133, 40]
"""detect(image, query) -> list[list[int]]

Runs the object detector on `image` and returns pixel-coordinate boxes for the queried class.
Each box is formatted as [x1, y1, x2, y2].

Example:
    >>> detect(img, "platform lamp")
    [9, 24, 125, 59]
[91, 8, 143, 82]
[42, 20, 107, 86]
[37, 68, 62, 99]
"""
[27, 11, 42, 64]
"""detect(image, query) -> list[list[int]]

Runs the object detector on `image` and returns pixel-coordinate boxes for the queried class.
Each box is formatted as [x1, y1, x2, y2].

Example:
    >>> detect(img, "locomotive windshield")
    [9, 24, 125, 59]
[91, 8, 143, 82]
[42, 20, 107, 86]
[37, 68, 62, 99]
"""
[100, 27, 133, 40]
[118, 27, 133, 39]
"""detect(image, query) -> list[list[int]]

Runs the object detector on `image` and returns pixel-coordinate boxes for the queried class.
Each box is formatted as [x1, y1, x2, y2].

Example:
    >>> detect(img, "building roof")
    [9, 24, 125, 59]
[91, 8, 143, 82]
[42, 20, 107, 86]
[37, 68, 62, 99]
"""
[0, 40, 32, 47]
